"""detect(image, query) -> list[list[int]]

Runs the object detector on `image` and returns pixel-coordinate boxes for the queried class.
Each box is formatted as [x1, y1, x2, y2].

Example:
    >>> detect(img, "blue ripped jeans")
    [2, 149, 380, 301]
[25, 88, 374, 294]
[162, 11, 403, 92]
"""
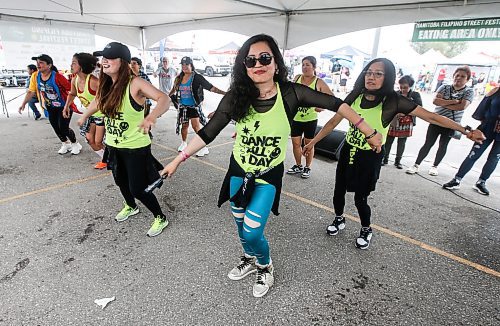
[456, 138, 499, 182]
[230, 176, 276, 265]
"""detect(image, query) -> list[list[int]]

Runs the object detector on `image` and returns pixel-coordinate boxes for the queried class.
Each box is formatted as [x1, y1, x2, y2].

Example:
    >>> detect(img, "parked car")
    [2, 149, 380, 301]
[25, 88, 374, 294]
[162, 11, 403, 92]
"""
[191, 54, 231, 77]
[0, 70, 29, 87]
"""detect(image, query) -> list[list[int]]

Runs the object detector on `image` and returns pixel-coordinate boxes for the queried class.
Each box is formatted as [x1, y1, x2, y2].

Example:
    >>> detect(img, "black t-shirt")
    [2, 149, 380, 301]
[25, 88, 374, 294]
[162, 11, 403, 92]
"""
[198, 81, 344, 144]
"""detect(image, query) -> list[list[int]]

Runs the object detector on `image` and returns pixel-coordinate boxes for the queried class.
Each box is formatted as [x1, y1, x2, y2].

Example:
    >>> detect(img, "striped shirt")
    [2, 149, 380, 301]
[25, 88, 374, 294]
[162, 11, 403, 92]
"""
[434, 84, 474, 123]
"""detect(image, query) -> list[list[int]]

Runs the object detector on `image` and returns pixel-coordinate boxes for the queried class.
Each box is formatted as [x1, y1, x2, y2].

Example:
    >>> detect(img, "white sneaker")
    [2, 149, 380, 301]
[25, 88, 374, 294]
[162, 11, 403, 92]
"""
[58, 142, 72, 155]
[428, 166, 438, 176]
[71, 142, 83, 155]
[177, 141, 187, 152]
[253, 262, 274, 298]
[406, 164, 419, 174]
[195, 146, 209, 157]
[227, 254, 257, 280]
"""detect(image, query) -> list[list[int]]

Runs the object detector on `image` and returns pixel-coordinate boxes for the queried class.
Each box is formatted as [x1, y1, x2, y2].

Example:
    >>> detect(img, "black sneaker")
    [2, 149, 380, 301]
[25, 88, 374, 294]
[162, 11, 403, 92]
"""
[301, 166, 311, 178]
[287, 164, 303, 174]
[394, 162, 403, 169]
[381, 160, 388, 166]
[326, 216, 346, 236]
[473, 182, 489, 195]
[443, 178, 461, 190]
[356, 227, 373, 249]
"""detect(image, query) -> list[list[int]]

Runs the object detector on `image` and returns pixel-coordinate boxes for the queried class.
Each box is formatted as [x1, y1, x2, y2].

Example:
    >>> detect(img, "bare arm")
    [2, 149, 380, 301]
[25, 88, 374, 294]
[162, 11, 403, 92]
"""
[18, 90, 36, 113]
[132, 77, 171, 133]
[63, 79, 78, 118]
[77, 99, 99, 126]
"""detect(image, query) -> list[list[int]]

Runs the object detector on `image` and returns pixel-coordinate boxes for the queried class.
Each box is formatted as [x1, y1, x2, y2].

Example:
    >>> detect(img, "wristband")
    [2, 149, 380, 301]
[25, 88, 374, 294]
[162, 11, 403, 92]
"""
[365, 129, 378, 140]
[180, 150, 190, 162]
[354, 117, 364, 128]
[464, 125, 472, 133]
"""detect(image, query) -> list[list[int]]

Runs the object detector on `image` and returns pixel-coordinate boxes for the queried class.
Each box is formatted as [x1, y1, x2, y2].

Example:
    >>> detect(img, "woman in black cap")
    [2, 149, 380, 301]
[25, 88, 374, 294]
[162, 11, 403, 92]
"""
[78, 42, 171, 237]
[19, 54, 83, 155]
[304, 58, 485, 250]
[169, 56, 226, 157]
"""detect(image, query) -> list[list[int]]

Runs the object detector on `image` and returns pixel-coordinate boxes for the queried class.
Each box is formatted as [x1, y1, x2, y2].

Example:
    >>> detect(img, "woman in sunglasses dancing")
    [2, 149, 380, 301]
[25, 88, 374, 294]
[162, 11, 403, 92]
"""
[161, 34, 382, 298]
[303, 58, 485, 250]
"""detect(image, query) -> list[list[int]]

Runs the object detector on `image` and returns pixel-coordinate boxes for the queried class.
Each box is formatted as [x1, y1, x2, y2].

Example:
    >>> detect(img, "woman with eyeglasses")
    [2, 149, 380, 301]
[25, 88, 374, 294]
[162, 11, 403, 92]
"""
[304, 58, 485, 250]
[161, 34, 382, 298]
[169, 56, 226, 157]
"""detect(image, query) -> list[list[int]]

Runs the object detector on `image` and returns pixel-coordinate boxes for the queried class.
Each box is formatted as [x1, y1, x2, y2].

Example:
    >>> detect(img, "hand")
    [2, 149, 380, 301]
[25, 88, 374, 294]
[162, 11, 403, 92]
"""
[62, 107, 70, 119]
[161, 161, 180, 178]
[18, 105, 25, 114]
[314, 108, 324, 113]
[467, 129, 486, 144]
[77, 117, 86, 127]
[207, 111, 215, 119]
[366, 132, 383, 153]
[138, 116, 156, 134]
[302, 142, 314, 157]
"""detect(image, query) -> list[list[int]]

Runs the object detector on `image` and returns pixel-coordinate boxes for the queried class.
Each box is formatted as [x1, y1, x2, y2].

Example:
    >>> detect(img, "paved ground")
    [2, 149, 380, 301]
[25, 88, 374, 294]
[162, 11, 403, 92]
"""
[0, 81, 499, 325]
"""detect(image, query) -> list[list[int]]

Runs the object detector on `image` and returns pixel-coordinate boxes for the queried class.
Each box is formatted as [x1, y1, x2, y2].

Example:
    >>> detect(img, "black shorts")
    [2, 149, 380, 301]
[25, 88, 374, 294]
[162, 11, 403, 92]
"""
[178, 105, 200, 124]
[291, 120, 317, 139]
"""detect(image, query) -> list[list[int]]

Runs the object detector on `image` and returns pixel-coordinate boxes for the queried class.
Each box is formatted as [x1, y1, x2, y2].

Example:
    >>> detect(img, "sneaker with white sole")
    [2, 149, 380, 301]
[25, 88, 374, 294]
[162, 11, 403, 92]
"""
[115, 203, 140, 222]
[326, 215, 346, 236]
[177, 141, 187, 152]
[473, 181, 490, 195]
[443, 178, 461, 190]
[58, 142, 72, 155]
[195, 146, 209, 157]
[428, 166, 438, 176]
[286, 164, 303, 174]
[406, 164, 419, 174]
[147, 215, 169, 237]
[253, 262, 274, 298]
[301, 166, 311, 179]
[355, 227, 373, 249]
[71, 142, 83, 155]
[227, 254, 257, 280]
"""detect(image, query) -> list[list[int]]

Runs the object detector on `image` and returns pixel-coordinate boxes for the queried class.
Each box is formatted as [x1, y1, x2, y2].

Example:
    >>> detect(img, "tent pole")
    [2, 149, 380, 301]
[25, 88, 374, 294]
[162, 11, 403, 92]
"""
[140, 27, 146, 58]
[371, 27, 381, 59]
[282, 12, 290, 55]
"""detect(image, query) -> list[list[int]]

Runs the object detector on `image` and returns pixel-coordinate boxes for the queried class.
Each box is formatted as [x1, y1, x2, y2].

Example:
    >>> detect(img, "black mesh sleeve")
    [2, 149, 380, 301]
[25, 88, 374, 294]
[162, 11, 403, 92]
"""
[196, 74, 214, 90]
[281, 82, 344, 117]
[381, 93, 419, 127]
[197, 93, 233, 144]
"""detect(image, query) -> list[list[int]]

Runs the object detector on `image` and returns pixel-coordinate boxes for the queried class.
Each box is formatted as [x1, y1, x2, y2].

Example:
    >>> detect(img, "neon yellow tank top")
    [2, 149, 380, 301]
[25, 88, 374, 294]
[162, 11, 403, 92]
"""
[293, 75, 318, 122]
[76, 74, 102, 118]
[104, 80, 151, 149]
[345, 95, 389, 150]
[233, 83, 291, 173]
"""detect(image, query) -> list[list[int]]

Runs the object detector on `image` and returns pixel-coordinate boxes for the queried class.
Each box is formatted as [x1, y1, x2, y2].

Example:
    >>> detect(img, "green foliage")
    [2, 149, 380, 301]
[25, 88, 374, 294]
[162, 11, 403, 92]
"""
[410, 41, 469, 58]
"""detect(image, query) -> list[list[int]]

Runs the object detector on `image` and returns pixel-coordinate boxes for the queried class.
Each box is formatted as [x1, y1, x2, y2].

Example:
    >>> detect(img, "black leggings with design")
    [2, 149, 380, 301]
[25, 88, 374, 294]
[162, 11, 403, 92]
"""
[415, 124, 453, 167]
[333, 179, 371, 228]
[112, 148, 164, 217]
[47, 107, 76, 143]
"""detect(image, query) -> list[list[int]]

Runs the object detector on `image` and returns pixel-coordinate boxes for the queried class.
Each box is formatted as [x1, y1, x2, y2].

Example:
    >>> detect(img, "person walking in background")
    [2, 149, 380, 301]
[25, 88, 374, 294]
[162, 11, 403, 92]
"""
[19, 54, 82, 155]
[443, 87, 499, 195]
[154, 57, 176, 94]
[407, 66, 474, 176]
[383, 75, 422, 169]
[25, 64, 43, 120]
[287, 56, 332, 178]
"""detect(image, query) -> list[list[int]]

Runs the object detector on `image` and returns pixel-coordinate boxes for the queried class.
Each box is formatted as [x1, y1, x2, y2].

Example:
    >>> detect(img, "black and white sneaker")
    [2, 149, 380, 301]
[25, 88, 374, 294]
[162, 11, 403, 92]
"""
[443, 178, 461, 190]
[301, 166, 311, 178]
[227, 254, 257, 280]
[326, 215, 346, 236]
[287, 164, 303, 174]
[355, 227, 373, 249]
[253, 263, 274, 298]
[473, 182, 490, 195]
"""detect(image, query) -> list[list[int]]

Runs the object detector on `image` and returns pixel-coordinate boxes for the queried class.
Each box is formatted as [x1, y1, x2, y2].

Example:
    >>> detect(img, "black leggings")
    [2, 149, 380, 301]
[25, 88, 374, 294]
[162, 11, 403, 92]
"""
[333, 178, 371, 228]
[112, 149, 164, 217]
[384, 136, 408, 163]
[415, 124, 453, 166]
[47, 107, 76, 143]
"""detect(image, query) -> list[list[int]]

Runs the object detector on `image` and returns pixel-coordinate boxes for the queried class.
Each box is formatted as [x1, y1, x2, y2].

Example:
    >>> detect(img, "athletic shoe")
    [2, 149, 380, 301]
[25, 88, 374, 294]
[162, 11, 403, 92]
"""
[394, 162, 403, 169]
[58, 142, 72, 154]
[227, 254, 257, 280]
[301, 166, 311, 179]
[71, 142, 83, 155]
[428, 166, 439, 176]
[473, 182, 490, 195]
[326, 215, 346, 236]
[443, 178, 461, 190]
[177, 141, 187, 152]
[94, 161, 107, 170]
[195, 146, 209, 157]
[406, 164, 419, 174]
[253, 263, 274, 298]
[115, 203, 140, 222]
[286, 164, 303, 174]
[35, 115, 42, 120]
[355, 227, 373, 250]
[381, 159, 388, 166]
[146, 215, 169, 237]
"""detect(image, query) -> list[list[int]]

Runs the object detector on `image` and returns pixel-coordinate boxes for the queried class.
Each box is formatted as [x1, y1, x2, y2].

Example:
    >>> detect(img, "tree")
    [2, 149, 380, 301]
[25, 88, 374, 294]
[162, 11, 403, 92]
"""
[410, 41, 469, 58]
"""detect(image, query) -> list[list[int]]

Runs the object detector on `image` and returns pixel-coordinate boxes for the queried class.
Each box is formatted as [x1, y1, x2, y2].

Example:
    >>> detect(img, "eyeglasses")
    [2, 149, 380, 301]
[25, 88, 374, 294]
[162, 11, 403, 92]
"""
[243, 53, 274, 68]
[364, 70, 385, 78]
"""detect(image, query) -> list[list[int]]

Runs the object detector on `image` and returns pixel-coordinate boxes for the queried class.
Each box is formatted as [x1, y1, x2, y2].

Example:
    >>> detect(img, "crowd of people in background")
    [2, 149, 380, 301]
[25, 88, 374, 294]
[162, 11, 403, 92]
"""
[13, 33, 497, 299]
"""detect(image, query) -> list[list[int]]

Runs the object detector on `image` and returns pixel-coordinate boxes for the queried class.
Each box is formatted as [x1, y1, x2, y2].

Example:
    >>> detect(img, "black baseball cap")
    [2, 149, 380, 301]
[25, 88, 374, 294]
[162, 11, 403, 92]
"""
[31, 54, 53, 65]
[93, 42, 131, 63]
[180, 56, 193, 65]
[131, 57, 142, 66]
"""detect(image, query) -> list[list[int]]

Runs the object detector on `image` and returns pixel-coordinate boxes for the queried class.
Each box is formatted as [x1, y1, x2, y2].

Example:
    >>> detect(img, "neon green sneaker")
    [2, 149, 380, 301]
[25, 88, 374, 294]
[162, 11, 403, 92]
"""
[115, 203, 140, 222]
[147, 216, 169, 237]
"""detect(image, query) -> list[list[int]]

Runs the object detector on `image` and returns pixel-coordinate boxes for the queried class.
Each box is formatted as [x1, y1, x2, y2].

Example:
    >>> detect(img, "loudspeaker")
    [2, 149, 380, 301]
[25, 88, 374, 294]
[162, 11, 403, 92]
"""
[313, 127, 346, 160]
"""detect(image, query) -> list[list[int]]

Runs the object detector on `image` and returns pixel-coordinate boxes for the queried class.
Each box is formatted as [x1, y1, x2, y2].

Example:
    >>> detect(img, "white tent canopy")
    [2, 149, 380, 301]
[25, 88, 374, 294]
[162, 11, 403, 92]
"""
[1, 1, 499, 49]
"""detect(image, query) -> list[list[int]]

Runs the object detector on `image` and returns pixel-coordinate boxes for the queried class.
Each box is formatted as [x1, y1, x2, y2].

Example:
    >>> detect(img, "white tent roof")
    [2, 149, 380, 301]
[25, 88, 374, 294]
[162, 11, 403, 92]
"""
[1, 1, 499, 49]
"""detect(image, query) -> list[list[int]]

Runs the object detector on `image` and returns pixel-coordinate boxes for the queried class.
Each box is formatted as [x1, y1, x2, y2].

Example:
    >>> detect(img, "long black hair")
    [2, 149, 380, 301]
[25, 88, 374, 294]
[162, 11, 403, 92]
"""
[74, 53, 98, 74]
[229, 34, 288, 122]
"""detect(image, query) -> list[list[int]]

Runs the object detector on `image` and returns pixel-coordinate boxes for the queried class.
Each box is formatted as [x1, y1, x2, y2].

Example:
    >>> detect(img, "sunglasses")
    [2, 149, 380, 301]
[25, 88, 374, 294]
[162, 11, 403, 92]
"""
[364, 70, 385, 78]
[243, 53, 274, 68]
